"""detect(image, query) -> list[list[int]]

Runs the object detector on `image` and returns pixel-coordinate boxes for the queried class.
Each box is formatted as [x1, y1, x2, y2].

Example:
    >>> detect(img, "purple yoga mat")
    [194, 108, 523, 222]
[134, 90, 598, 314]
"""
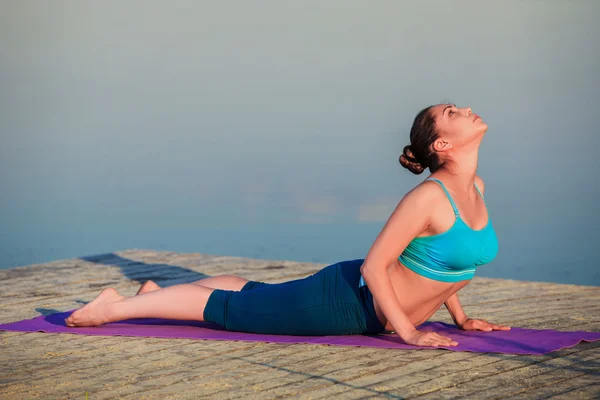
[1, 309, 599, 355]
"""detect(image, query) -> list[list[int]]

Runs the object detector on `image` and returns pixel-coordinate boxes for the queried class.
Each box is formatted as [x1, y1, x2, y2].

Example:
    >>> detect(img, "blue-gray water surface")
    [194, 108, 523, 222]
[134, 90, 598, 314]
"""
[1, 2, 599, 285]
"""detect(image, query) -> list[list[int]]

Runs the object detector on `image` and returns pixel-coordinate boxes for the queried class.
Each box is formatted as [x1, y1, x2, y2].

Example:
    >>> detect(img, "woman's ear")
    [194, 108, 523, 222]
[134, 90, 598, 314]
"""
[433, 138, 452, 152]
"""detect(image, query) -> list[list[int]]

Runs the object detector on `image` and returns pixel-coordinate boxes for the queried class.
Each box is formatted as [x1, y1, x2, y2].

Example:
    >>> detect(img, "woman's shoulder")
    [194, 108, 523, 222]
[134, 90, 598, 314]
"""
[406, 174, 486, 202]
[399, 177, 448, 207]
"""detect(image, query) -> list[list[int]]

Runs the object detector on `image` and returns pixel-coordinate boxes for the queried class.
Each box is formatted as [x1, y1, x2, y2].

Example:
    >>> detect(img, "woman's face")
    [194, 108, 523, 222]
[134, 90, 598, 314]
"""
[430, 103, 488, 149]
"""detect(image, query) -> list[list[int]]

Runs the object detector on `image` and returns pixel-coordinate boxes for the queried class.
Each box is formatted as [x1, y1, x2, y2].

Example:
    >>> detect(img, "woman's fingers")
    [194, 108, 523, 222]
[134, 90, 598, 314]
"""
[403, 331, 459, 347]
[473, 320, 494, 331]
[477, 320, 511, 331]
[432, 333, 458, 346]
[433, 333, 451, 342]
[460, 318, 511, 332]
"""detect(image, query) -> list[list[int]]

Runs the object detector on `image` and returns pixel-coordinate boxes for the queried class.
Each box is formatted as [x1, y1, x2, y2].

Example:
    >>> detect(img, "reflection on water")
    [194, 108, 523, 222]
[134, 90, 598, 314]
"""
[1, 2, 599, 286]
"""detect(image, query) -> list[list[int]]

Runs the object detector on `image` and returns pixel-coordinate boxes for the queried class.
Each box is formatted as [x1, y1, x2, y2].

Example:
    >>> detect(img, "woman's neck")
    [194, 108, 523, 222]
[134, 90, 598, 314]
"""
[436, 151, 479, 193]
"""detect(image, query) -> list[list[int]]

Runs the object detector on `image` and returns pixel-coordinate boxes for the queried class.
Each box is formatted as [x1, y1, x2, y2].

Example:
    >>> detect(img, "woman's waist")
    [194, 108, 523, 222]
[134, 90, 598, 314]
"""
[360, 260, 462, 328]
[359, 259, 456, 290]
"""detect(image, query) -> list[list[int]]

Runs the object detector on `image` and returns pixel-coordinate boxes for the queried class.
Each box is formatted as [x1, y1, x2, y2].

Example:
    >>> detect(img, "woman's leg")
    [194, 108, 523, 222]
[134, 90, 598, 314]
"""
[65, 283, 216, 328]
[65, 260, 372, 335]
[136, 275, 251, 295]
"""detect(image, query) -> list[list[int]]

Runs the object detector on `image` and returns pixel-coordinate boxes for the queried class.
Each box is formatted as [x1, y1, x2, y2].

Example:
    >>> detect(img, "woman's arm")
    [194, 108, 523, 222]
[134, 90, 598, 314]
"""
[444, 293, 469, 328]
[361, 182, 457, 347]
[360, 267, 417, 338]
[446, 292, 512, 332]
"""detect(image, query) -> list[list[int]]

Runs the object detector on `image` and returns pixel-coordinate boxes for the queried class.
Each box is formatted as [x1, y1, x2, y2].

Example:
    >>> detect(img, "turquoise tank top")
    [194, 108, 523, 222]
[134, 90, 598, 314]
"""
[359, 177, 498, 287]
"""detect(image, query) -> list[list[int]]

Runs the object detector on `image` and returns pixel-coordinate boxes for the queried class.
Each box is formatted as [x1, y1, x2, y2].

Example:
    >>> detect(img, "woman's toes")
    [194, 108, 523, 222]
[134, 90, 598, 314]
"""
[136, 280, 161, 295]
[65, 288, 124, 327]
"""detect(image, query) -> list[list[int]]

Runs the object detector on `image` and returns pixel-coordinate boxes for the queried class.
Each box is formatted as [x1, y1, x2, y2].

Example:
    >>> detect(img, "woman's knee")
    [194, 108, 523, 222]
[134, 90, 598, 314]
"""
[221, 275, 250, 291]
[192, 275, 249, 291]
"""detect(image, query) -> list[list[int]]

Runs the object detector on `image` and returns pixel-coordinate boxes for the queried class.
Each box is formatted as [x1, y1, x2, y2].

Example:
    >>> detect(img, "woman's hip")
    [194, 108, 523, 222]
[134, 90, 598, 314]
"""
[239, 258, 365, 303]
[203, 258, 384, 335]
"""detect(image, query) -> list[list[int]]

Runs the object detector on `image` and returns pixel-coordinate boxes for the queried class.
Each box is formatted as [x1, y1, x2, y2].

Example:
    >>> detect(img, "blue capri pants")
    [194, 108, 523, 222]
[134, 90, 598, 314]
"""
[203, 258, 386, 336]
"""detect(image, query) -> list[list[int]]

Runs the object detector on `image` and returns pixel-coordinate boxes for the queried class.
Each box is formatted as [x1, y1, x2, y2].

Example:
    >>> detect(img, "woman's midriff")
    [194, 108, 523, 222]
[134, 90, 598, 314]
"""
[371, 259, 470, 333]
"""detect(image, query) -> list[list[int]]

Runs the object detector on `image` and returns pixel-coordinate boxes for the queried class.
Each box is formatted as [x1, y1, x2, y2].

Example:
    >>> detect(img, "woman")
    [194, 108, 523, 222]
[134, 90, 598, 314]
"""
[65, 103, 511, 347]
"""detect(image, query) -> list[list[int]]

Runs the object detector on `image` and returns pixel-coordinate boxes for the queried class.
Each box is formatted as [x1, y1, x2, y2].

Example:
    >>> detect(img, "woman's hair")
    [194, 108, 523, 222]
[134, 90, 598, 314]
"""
[399, 105, 445, 175]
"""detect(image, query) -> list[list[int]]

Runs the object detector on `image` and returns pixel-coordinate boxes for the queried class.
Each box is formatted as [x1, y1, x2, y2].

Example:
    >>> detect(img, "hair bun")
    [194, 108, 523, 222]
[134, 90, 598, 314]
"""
[399, 144, 426, 175]
[402, 145, 418, 162]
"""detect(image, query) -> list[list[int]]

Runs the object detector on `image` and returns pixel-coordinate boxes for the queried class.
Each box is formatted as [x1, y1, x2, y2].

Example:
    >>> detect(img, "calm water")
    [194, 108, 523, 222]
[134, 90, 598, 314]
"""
[1, 2, 599, 285]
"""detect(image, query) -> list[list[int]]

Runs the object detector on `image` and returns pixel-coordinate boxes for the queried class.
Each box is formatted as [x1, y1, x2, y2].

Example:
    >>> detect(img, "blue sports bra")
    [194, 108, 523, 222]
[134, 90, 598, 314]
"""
[360, 177, 498, 286]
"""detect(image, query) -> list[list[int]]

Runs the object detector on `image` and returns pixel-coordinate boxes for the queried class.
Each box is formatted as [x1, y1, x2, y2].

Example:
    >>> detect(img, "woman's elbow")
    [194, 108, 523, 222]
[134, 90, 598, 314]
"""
[360, 260, 371, 275]
[360, 260, 386, 277]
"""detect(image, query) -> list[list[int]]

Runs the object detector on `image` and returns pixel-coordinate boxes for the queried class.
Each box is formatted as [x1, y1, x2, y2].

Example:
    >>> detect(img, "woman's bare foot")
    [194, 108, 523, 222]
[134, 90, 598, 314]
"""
[65, 288, 125, 327]
[136, 280, 161, 295]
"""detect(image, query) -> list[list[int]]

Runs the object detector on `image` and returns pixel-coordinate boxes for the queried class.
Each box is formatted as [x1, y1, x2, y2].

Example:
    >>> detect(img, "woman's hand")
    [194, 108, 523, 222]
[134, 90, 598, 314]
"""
[459, 318, 511, 331]
[402, 329, 459, 347]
